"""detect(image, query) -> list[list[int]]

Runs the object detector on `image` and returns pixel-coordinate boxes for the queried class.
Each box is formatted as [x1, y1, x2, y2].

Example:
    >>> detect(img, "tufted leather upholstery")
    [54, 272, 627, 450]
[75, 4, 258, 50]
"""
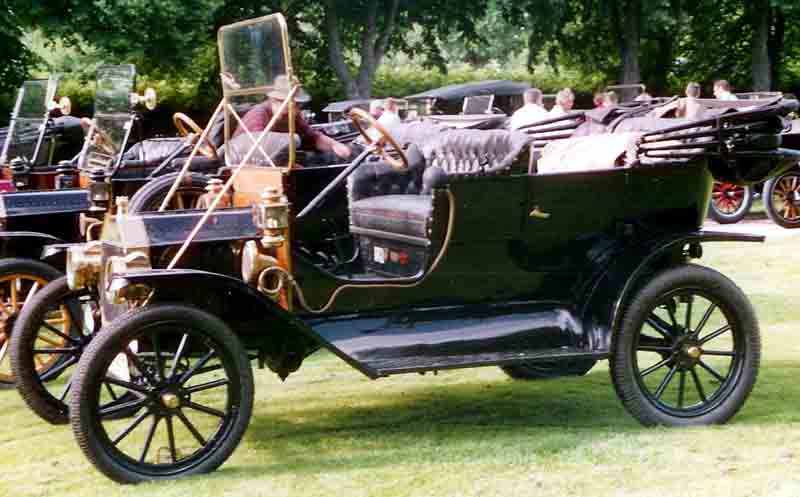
[347, 124, 532, 241]
[347, 145, 435, 239]
[121, 137, 187, 166]
[388, 121, 533, 177]
[347, 145, 427, 203]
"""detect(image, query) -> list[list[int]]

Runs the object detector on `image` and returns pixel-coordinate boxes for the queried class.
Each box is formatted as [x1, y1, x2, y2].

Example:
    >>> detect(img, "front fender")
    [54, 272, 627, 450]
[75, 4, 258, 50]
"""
[0, 231, 65, 266]
[109, 269, 321, 376]
[579, 230, 763, 352]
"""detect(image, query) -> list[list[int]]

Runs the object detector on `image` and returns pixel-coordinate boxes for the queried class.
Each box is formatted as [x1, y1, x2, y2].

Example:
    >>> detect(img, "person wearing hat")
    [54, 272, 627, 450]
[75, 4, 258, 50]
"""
[234, 75, 352, 160]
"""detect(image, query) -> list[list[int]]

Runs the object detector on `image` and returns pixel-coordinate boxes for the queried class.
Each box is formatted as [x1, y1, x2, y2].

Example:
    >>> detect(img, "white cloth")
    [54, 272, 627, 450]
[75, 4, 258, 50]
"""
[537, 132, 642, 174]
[717, 90, 739, 101]
[510, 104, 549, 130]
[549, 105, 567, 117]
[378, 110, 401, 128]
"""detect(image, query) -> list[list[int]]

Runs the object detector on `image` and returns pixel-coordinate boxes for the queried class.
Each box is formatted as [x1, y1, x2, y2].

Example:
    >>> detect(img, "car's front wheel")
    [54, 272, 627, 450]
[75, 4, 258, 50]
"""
[70, 304, 253, 484]
[611, 264, 759, 427]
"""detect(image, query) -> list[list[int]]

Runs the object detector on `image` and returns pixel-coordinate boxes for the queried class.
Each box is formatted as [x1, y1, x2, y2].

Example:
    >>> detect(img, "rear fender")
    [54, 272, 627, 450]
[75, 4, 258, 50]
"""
[579, 230, 763, 352]
[110, 269, 320, 378]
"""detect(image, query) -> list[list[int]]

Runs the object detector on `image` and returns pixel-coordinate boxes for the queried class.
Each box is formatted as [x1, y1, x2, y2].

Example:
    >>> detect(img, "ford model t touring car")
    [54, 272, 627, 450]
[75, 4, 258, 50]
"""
[10, 14, 799, 483]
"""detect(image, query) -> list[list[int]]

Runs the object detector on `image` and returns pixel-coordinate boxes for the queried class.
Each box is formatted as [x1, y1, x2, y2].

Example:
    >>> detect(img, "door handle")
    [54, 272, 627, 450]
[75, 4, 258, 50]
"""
[529, 206, 551, 219]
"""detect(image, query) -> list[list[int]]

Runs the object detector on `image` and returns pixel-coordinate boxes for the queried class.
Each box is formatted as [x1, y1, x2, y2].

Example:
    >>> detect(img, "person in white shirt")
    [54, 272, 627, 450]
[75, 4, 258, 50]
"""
[713, 80, 738, 101]
[549, 88, 575, 117]
[510, 88, 549, 130]
[369, 99, 385, 119]
[377, 97, 402, 128]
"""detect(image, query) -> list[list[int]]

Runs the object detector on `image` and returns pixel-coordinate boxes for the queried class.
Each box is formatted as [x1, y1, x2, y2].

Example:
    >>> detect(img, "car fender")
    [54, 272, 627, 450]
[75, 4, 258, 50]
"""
[579, 230, 763, 353]
[0, 231, 65, 262]
[109, 269, 321, 375]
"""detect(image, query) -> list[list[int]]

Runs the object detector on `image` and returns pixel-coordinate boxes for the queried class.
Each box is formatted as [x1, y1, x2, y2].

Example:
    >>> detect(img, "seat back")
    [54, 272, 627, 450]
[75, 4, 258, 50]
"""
[389, 121, 533, 177]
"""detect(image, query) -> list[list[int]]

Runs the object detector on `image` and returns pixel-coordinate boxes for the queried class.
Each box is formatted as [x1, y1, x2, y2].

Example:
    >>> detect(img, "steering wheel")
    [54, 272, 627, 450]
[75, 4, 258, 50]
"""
[349, 108, 408, 169]
[173, 112, 218, 159]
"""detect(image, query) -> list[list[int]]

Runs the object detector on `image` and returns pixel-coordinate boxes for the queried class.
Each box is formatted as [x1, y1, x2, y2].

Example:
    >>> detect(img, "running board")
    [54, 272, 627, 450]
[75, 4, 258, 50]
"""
[369, 349, 608, 377]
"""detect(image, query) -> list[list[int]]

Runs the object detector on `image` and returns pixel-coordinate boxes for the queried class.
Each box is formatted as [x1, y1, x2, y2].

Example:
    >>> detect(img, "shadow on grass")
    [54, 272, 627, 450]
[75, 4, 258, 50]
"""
[210, 361, 799, 479]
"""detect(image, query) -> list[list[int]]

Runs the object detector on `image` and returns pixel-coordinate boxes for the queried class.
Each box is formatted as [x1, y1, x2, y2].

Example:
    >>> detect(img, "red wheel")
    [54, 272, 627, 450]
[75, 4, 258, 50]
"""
[708, 182, 753, 224]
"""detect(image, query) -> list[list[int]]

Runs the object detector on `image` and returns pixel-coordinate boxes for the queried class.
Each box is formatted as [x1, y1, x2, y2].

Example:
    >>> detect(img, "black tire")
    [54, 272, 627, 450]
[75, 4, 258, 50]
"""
[10, 277, 99, 424]
[763, 170, 800, 228]
[70, 304, 253, 484]
[708, 182, 753, 224]
[128, 172, 208, 214]
[611, 264, 759, 427]
[501, 358, 597, 380]
[0, 258, 62, 388]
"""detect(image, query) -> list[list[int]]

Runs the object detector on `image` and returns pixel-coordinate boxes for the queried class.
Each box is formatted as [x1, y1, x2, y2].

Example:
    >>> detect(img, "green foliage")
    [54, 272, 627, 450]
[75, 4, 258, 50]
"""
[0, 1, 37, 95]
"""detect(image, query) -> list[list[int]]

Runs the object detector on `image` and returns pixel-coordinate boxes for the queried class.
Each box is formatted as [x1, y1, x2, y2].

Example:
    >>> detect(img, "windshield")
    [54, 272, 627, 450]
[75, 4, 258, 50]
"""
[1, 78, 58, 165]
[80, 65, 136, 170]
[217, 14, 296, 167]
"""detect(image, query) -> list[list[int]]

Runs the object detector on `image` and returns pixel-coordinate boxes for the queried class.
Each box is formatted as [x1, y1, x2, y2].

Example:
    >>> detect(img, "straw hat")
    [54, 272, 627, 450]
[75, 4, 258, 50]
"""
[267, 75, 310, 103]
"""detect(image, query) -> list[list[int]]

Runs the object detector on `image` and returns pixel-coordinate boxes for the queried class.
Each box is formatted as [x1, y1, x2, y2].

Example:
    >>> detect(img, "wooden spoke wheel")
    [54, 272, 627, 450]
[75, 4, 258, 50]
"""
[0, 259, 63, 388]
[128, 173, 209, 215]
[708, 182, 752, 224]
[612, 265, 759, 426]
[10, 277, 104, 424]
[70, 305, 253, 483]
[764, 171, 800, 229]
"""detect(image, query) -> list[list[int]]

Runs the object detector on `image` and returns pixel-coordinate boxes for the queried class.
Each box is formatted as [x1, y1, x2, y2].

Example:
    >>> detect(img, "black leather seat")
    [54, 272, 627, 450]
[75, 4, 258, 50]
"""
[347, 146, 431, 240]
[347, 126, 532, 241]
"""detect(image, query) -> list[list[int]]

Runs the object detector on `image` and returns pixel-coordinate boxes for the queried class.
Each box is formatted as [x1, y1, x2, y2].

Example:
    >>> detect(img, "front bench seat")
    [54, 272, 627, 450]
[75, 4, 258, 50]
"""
[347, 146, 431, 239]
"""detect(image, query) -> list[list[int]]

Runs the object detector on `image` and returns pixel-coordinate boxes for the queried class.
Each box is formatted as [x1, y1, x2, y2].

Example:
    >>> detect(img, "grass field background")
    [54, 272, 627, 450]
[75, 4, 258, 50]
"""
[1, 228, 799, 497]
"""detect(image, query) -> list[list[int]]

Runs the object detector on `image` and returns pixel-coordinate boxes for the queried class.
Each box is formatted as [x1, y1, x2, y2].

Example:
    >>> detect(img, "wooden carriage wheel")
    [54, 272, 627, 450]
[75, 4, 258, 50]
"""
[0, 273, 68, 384]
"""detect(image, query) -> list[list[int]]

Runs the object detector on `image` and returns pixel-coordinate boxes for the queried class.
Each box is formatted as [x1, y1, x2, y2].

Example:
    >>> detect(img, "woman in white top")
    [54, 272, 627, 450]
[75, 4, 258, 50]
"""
[549, 88, 575, 116]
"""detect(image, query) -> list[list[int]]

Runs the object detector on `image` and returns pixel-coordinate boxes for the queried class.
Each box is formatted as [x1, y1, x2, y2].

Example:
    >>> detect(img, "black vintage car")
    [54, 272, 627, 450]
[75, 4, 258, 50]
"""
[11, 14, 800, 484]
[0, 77, 84, 191]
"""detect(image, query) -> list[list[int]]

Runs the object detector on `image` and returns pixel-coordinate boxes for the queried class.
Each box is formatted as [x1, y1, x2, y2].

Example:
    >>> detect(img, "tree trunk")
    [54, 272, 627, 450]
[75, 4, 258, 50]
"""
[750, 0, 771, 91]
[323, 0, 400, 99]
[768, 6, 784, 90]
[620, 0, 641, 84]
[323, 0, 360, 98]
[609, 0, 641, 85]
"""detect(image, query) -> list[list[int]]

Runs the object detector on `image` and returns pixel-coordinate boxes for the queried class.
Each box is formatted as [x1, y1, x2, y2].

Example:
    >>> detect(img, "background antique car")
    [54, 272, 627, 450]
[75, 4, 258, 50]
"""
[28, 14, 798, 484]
[0, 77, 83, 191]
[0, 64, 229, 387]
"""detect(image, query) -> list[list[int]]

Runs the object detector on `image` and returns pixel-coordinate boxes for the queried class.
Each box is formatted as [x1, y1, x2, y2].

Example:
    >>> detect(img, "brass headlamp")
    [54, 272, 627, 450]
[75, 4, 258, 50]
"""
[253, 186, 289, 248]
[66, 242, 103, 290]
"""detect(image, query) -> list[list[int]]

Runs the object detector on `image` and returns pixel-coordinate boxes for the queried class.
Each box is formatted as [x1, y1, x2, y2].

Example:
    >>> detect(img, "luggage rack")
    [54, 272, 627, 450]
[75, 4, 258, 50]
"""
[636, 98, 798, 163]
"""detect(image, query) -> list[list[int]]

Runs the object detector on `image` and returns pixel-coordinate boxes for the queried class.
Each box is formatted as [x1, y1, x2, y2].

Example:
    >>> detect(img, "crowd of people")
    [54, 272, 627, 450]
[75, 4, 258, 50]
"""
[507, 79, 742, 131]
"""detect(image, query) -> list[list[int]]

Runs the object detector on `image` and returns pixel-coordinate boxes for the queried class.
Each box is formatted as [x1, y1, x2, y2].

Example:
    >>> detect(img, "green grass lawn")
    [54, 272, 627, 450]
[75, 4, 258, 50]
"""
[1, 235, 799, 497]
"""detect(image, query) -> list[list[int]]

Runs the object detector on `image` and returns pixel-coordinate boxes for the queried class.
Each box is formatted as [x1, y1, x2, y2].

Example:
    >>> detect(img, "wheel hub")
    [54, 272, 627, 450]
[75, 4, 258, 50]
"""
[160, 392, 181, 409]
[676, 341, 703, 369]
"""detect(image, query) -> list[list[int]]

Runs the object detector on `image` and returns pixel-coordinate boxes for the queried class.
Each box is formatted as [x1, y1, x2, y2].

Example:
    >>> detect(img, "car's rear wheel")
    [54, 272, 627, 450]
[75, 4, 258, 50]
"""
[10, 277, 101, 424]
[708, 182, 752, 224]
[611, 264, 759, 426]
[0, 258, 63, 388]
[501, 358, 596, 380]
[763, 171, 800, 228]
[128, 173, 208, 214]
[70, 304, 253, 484]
